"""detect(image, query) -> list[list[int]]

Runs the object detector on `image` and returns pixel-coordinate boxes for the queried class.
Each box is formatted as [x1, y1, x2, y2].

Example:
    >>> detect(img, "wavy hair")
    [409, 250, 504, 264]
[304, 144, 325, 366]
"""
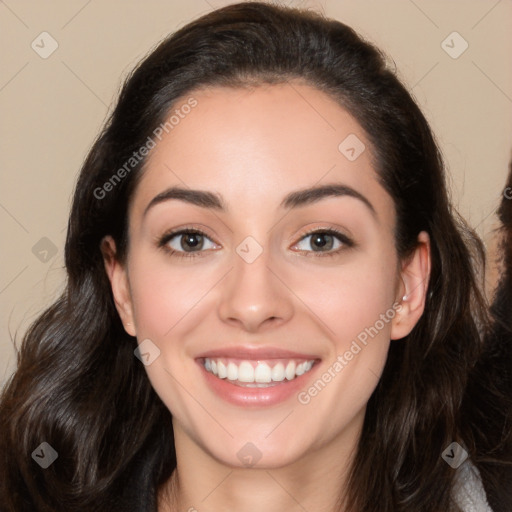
[0, 2, 509, 511]
[459, 161, 512, 511]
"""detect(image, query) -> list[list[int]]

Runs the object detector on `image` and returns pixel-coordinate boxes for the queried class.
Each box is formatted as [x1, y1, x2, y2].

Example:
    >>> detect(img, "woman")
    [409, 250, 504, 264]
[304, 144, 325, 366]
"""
[0, 3, 508, 511]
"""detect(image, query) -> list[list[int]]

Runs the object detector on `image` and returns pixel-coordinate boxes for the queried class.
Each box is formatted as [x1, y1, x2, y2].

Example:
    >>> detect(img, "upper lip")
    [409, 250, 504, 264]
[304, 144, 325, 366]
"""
[196, 346, 320, 360]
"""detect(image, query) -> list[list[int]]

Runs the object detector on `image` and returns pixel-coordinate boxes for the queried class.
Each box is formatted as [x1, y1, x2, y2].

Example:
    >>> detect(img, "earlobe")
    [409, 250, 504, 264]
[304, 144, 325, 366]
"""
[100, 236, 136, 337]
[390, 231, 431, 340]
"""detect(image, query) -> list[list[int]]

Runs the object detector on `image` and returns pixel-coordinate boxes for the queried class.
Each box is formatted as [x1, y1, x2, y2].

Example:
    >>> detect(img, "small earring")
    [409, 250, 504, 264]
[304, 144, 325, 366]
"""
[402, 295, 408, 302]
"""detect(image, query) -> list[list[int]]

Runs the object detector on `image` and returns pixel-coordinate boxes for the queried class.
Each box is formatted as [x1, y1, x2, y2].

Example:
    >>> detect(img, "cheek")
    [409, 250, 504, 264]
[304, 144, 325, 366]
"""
[128, 254, 212, 338]
[125, 254, 216, 418]
[289, 257, 398, 440]
[286, 252, 398, 405]
[286, 253, 399, 348]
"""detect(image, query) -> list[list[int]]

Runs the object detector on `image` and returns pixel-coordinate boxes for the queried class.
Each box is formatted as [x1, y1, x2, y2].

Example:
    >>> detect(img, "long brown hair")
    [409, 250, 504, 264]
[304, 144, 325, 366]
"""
[460, 161, 512, 511]
[0, 3, 508, 511]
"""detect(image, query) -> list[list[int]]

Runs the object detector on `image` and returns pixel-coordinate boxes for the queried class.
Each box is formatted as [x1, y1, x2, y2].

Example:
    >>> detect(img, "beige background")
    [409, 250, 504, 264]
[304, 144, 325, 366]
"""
[1, 0, 511, 388]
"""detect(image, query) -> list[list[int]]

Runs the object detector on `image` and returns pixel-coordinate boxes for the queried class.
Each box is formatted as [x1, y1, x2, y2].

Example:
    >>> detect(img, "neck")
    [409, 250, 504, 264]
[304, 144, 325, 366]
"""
[158, 410, 364, 512]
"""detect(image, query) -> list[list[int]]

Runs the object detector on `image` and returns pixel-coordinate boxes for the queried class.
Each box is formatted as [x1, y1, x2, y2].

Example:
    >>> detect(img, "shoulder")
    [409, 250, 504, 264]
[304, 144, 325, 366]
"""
[452, 459, 494, 512]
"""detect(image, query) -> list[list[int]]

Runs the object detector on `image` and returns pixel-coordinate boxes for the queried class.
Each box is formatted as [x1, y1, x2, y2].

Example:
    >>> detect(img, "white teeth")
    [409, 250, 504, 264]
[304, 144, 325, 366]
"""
[217, 361, 227, 379]
[297, 362, 310, 376]
[254, 362, 272, 383]
[271, 363, 285, 382]
[285, 361, 296, 380]
[203, 357, 315, 383]
[227, 362, 238, 381]
[238, 361, 254, 382]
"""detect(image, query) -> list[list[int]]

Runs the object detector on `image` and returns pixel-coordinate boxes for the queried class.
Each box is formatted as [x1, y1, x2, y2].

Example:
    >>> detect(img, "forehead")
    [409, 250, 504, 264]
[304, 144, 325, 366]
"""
[130, 82, 394, 224]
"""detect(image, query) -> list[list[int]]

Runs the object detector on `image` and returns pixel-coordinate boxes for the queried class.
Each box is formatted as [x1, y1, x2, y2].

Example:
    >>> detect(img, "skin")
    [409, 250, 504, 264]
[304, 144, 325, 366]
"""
[101, 82, 431, 512]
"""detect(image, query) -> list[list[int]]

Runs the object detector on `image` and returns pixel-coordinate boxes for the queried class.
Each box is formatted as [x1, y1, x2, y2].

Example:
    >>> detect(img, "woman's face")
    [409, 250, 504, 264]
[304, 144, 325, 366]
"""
[104, 83, 428, 470]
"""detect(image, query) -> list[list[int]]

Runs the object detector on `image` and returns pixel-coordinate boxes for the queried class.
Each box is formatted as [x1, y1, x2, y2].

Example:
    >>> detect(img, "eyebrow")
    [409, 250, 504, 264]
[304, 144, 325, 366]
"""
[143, 183, 376, 217]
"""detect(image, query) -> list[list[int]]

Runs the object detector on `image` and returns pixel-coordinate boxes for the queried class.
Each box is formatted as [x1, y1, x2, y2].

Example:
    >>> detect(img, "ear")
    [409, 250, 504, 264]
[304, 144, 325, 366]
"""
[390, 231, 431, 340]
[100, 236, 136, 337]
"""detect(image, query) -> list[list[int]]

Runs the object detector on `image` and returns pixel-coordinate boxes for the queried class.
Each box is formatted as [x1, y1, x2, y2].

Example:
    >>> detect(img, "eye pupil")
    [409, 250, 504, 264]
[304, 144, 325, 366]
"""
[312, 233, 333, 251]
[182, 233, 202, 251]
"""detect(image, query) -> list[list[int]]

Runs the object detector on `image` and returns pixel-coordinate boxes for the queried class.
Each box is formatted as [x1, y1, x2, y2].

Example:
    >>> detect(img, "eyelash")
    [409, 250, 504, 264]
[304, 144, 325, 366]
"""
[157, 225, 354, 260]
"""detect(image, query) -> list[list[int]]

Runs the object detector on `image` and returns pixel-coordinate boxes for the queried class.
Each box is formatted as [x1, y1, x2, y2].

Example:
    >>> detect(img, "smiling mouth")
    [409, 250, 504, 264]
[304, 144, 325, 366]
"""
[201, 357, 317, 387]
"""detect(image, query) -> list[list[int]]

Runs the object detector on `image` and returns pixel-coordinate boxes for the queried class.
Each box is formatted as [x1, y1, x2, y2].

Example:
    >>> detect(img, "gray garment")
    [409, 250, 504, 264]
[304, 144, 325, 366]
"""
[452, 460, 493, 512]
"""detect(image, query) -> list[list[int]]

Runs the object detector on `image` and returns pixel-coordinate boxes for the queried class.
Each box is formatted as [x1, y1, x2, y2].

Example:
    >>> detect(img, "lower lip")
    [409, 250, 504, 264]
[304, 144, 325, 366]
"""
[197, 360, 319, 407]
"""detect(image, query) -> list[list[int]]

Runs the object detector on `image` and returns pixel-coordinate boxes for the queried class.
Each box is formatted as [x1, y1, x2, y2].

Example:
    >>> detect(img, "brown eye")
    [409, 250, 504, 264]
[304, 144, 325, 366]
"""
[309, 232, 335, 251]
[178, 232, 205, 252]
[293, 228, 354, 256]
[159, 228, 217, 257]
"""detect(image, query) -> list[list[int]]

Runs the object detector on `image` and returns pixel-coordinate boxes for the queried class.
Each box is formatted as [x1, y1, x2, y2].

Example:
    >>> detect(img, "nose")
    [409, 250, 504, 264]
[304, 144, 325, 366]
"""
[217, 244, 294, 333]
